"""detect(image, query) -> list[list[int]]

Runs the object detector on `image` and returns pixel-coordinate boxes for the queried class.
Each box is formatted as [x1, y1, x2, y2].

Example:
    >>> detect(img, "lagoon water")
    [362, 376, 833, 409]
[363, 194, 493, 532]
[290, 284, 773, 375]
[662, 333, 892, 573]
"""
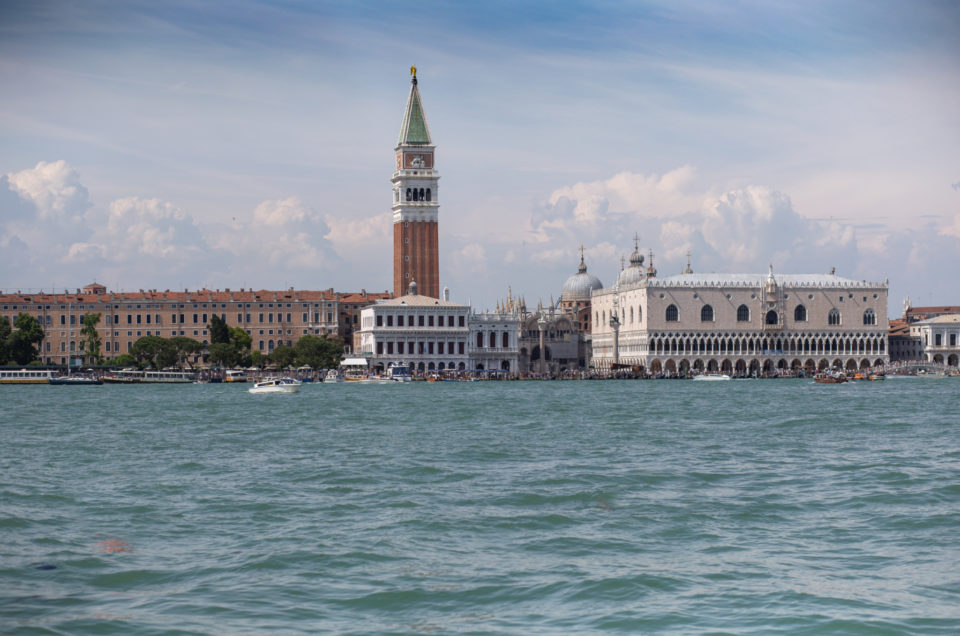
[1, 378, 959, 634]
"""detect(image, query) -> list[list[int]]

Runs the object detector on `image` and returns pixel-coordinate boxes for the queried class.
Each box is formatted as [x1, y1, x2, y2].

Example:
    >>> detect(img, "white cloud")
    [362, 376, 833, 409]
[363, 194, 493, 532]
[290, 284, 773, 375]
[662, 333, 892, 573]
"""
[5, 160, 90, 222]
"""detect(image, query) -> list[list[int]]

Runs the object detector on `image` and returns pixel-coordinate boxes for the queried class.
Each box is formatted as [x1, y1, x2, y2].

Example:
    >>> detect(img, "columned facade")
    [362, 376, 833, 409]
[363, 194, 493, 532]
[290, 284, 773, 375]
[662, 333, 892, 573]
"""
[392, 67, 440, 298]
[592, 269, 889, 375]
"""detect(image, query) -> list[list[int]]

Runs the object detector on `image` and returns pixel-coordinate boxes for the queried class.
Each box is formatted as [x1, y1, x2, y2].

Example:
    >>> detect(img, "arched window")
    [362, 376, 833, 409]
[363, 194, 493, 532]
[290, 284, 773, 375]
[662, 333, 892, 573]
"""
[636, 306, 642, 322]
[794, 304, 807, 322]
[665, 304, 679, 322]
[765, 310, 778, 325]
[426, 188, 431, 202]
[828, 309, 841, 326]
[630, 307, 634, 323]
[405, 188, 412, 201]
[419, 188, 425, 201]
[700, 305, 714, 322]
[737, 304, 750, 322]
[476, 332, 484, 348]
[863, 308, 876, 325]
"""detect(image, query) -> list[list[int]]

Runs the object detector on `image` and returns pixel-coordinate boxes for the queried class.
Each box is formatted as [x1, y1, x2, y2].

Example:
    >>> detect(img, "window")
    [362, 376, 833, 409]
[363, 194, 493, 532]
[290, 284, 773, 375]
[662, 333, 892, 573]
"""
[828, 309, 841, 326]
[428, 315, 434, 327]
[765, 310, 778, 325]
[794, 305, 807, 322]
[951, 334, 957, 347]
[387, 315, 393, 327]
[458, 316, 465, 327]
[489, 332, 496, 347]
[737, 304, 750, 322]
[458, 342, 465, 354]
[376, 315, 383, 327]
[863, 309, 876, 325]
[665, 304, 679, 322]
[377, 342, 383, 355]
[397, 315, 404, 327]
[418, 315, 425, 327]
[700, 305, 714, 322]
[502, 332, 509, 348]
[636, 306, 642, 322]
[476, 333, 484, 347]
[935, 333, 942, 346]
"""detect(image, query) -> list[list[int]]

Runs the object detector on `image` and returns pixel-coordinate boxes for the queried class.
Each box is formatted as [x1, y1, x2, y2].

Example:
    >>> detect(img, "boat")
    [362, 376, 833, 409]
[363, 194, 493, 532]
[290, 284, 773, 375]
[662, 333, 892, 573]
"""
[0, 369, 54, 384]
[386, 362, 412, 382]
[101, 369, 144, 384]
[224, 369, 247, 383]
[143, 370, 197, 384]
[323, 369, 344, 383]
[692, 374, 731, 381]
[248, 377, 301, 394]
[814, 371, 847, 384]
[50, 375, 102, 385]
[340, 357, 369, 382]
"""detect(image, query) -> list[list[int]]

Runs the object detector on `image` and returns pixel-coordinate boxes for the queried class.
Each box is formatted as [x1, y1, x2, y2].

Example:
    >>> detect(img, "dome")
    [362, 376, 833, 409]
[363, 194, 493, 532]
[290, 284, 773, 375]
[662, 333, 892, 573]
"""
[617, 243, 645, 286]
[561, 254, 603, 301]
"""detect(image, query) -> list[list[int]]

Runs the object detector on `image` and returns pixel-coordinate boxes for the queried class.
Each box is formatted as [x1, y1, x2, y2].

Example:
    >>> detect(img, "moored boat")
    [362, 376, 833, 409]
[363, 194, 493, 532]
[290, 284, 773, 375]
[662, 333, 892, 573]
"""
[323, 369, 344, 383]
[249, 377, 301, 394]
[386, 362, 412, 382]
[50, 375, 102, 385]
[0, 369, 54, 384]
[225, 369, 247, 383]
[814, 371, 847, 384]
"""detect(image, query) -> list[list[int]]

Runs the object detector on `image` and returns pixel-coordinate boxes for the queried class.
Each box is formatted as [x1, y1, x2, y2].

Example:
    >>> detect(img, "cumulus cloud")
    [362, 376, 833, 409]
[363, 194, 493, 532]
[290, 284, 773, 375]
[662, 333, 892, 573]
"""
[67, 196, 205, 262]
[214, 197, 335, 271]
[323, 211, 391, 254]
[5, 160, 90, 222]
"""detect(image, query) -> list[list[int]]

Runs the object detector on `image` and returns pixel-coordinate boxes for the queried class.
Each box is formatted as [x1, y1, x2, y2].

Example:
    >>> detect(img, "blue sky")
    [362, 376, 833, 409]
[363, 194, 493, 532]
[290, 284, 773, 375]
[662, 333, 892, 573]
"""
[1, 0, 958, 314]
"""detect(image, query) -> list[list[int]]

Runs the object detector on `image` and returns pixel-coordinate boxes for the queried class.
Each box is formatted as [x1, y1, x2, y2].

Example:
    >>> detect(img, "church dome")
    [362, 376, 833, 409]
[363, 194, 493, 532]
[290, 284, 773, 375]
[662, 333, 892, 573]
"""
[561, 254, 603, 301]
[617, 242, 645, 286]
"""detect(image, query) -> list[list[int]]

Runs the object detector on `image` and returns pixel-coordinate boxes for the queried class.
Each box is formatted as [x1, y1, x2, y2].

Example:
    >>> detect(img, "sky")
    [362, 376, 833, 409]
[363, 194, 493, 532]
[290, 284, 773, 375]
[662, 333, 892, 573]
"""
[1, 0, 958, 316]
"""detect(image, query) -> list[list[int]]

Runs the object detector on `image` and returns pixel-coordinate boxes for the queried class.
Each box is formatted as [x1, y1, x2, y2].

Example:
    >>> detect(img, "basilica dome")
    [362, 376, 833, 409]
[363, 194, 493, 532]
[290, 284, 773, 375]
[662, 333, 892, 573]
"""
[617, 245, 645, 286]
[561, 255, 603, 301]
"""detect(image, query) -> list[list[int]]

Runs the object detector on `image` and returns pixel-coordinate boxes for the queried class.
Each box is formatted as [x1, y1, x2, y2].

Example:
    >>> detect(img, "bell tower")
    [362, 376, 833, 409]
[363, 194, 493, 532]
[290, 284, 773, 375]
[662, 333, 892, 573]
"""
[393, 66, 440, 298]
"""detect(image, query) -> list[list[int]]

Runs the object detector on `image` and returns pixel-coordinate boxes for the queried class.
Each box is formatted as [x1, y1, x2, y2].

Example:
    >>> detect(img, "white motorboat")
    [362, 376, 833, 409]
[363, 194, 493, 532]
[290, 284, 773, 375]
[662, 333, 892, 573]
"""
[248, 377, 302, 394]
[692, 374, 731, 381]
[386, 362, 413, 382]
[323, 369, 344, 383]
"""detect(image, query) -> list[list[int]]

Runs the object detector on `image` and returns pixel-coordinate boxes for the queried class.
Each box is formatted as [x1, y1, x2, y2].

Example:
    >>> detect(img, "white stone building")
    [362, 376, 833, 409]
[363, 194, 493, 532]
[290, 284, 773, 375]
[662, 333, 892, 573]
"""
[468, 311, 520, 373]
[358, 282, 470, 373]
[909, 314, 960, 367]
[591, 257, 889, 375]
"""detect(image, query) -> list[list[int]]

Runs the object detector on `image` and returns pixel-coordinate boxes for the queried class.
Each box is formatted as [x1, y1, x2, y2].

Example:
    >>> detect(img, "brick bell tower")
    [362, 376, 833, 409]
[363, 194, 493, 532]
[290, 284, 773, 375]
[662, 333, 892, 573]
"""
[393, 66, 440, 298]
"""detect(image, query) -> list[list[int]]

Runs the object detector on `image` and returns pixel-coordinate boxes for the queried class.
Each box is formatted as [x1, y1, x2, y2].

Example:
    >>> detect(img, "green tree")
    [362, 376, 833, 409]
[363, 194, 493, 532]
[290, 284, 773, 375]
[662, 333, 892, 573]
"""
[81, 313, 103, 365]
[249, 350, 266, 369]
[9, 313, 45, 365]
[209, 314, 230, 345]
[229, 326, 252, 351]
[130, 335, 166, 368]
[112, 353, 138, 368]
[156, 339, 179, 369]
[170, 336, 203, 368]
[0, 316, 11, 364]
[294, 334, 343, 369]
[208, 342, 238, 368]
[270, 345, 296, 369]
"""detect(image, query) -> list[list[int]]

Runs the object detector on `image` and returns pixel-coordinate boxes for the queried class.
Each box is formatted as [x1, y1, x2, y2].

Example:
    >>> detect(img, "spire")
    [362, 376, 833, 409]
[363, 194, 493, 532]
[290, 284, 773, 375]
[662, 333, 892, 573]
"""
[398, 67, 432, 146]
[684, 249, 693, 274]
[577, 244, 587, 273]
[646, 250, 657, 278]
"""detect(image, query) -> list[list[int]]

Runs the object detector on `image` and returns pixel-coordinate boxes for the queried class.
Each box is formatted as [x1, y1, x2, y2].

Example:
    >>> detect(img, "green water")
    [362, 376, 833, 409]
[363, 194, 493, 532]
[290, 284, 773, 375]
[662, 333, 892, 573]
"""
[1, 379, 959, 634]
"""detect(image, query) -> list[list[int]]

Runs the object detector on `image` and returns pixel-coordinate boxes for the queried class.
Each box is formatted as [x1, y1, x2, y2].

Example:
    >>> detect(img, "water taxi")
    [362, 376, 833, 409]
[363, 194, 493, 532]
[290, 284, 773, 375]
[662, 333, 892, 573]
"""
[692, 374, 731, 381]
[0, 369, 54, 384]
[323, 369, 344, 383]
[341, 357, 369, 382]
[249, 377, 301, 394]
[814, 371, 847, 384]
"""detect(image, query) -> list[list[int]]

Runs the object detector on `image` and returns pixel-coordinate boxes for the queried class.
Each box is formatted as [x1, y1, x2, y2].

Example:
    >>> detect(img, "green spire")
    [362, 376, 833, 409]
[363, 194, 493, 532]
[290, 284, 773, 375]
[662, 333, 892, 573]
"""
[398, 71, 432, 146]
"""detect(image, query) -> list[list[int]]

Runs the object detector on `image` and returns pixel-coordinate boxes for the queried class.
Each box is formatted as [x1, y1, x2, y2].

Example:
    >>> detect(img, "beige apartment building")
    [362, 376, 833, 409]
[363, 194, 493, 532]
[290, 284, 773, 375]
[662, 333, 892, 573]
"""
[0, 283, 390, 365]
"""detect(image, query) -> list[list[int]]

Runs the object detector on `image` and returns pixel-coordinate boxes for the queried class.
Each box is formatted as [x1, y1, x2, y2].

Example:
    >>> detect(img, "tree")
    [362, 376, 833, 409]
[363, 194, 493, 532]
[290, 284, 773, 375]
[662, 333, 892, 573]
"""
[0, 316, 11, 364]
[208, 342, 238, 368]
[81, 313, 103, 365]
[170, 336, 203, 368]
[229, 326, 252, 351]
[9, 313, 44, 365]
[270, 345, 296, 369]
[294, 334, 343, 369]
[209, 314, 230, 345]
[130, 335, 166, 368]
[249, 350, 266, 369]
[112, 353, 138, 368]
[156, 340, 179, 369]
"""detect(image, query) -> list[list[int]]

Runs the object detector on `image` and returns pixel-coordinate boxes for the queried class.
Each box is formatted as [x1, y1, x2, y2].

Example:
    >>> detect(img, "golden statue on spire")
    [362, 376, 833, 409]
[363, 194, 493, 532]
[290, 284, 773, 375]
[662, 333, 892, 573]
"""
[410, 65, 417, 78]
